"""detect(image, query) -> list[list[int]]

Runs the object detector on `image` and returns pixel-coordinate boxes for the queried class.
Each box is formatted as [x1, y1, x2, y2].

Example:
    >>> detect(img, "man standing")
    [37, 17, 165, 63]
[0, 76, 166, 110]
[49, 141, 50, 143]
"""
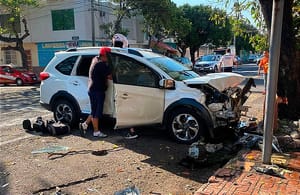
[218, 48, 236, 72]
[79, 47, 111, 137]
[258, 50, 269, 95]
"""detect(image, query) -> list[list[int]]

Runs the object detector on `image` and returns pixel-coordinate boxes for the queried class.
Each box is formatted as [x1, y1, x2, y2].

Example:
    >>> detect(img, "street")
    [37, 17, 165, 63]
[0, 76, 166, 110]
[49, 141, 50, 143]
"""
[0, 63, 265, 195]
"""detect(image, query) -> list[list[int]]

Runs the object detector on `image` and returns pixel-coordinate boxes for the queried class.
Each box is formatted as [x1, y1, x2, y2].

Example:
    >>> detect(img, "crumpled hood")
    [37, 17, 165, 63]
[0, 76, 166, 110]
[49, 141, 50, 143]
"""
[183, 72, 245, 91]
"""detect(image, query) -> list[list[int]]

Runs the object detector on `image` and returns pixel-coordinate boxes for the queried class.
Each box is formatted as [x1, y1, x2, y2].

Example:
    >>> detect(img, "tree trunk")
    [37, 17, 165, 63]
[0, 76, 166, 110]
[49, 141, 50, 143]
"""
[259, 0, 300, 119]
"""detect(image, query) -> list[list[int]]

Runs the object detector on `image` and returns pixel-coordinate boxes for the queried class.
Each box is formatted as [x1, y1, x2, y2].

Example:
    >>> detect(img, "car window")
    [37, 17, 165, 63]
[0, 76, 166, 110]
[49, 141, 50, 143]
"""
[55, 56, 78, 75]
[148, 57, 199, 81]
[76, 55, 94, 77]
[2, 66, 10, 73]
[109, 54, 159, 88]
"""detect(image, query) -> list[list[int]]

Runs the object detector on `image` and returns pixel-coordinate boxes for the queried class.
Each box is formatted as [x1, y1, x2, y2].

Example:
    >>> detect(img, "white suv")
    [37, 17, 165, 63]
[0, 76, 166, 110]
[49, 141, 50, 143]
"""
[40, 47, 254, 144]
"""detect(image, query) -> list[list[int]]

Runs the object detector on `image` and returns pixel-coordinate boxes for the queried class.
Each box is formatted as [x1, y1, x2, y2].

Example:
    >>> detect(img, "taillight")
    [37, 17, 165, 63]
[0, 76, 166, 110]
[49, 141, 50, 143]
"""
[40, 72, 50, 81]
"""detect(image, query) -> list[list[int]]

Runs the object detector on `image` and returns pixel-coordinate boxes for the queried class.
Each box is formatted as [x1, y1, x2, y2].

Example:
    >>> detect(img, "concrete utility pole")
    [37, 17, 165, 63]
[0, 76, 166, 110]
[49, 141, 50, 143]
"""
[262, 0, 284, 164]
[91, 0, 95, 46]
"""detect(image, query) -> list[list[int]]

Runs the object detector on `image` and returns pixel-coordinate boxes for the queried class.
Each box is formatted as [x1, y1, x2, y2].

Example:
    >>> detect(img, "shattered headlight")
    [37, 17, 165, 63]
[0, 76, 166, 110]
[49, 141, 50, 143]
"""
[215, 110, 236, 119]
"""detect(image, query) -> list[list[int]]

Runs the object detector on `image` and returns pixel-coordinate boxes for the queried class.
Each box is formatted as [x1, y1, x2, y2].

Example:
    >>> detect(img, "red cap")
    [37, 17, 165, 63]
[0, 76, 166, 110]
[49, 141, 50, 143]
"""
[99, 47, 111, 56]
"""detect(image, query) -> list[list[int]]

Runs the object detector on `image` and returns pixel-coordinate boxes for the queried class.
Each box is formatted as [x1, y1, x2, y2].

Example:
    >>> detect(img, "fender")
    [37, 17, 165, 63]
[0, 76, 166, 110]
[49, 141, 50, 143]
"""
[50, 91, 81, 113]
[163, 98, 215, 138]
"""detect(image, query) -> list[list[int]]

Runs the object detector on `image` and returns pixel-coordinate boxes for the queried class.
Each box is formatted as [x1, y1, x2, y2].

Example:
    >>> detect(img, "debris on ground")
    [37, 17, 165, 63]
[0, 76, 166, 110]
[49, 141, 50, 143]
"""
[31, 145, 69, 154]
[182, 117, 300, 169]
[32, 174, 107, 194]
[114, 185, 140, 195]
[253, 165, 285, 178]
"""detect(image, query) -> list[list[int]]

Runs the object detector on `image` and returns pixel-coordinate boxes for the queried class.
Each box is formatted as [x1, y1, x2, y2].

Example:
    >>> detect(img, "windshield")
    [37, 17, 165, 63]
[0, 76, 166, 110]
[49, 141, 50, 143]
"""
[201, 55, 218, 61]
[148, 57, 199, 81]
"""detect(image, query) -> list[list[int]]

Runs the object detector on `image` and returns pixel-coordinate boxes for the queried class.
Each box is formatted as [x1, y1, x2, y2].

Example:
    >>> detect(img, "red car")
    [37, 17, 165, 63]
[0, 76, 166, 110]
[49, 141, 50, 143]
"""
[0, 64, 39, 86]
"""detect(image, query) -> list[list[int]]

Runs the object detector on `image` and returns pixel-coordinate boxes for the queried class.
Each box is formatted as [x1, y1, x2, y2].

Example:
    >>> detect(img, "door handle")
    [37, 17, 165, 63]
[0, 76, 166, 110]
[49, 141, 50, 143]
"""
[72, 81, 79, 86]
[121, 93, 128, 99]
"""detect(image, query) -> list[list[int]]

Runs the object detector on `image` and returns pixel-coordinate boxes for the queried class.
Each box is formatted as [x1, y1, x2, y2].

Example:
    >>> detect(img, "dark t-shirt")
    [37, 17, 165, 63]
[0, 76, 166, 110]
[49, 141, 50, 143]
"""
[88, 61, 111, 93]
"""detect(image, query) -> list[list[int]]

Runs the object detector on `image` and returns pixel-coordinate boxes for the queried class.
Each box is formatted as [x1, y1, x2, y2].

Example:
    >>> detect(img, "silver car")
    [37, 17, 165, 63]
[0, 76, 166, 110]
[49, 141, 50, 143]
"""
[193, 54, 222, 73]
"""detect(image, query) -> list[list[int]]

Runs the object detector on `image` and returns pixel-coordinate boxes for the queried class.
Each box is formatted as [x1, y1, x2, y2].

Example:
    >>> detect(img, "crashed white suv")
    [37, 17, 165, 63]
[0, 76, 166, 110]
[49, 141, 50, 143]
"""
[40, 47, 254, 144]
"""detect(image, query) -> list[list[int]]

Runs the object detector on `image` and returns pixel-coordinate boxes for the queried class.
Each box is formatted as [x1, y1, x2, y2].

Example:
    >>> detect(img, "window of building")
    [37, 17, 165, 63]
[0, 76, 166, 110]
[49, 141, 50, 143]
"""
[51, 9, 75, 31]
[4, 50, 17, 65]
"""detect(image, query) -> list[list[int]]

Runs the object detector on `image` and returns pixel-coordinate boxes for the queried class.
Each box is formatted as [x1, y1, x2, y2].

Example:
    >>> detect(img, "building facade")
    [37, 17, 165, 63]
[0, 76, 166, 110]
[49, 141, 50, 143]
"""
[0, 0, 148, 72]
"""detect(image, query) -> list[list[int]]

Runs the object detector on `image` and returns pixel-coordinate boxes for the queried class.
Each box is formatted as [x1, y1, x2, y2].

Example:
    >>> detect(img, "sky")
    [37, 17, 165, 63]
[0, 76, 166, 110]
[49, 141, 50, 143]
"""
[172, 0, 226, 9]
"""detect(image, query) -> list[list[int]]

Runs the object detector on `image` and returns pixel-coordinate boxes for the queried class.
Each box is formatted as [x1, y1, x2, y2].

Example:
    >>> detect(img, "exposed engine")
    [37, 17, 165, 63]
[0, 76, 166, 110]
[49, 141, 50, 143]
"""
[192, 78, 256, 127]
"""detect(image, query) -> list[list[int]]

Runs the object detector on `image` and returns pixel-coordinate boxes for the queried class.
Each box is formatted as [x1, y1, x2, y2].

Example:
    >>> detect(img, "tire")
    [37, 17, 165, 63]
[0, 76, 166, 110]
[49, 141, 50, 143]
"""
[167, 107, 204, 144]
[16, 78, 24, 86]
[53, 99, 79, 127]
[214, 66, 218, 72]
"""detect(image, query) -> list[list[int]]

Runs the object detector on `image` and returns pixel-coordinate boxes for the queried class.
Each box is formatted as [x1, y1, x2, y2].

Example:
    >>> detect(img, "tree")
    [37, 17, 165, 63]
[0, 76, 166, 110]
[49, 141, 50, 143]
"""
[250, 0, 299, 119]
[220, 0, 300, 119]
[0, 0, 38, 70]
[179, 4, 233, 62]
[108, 0, 190, 50]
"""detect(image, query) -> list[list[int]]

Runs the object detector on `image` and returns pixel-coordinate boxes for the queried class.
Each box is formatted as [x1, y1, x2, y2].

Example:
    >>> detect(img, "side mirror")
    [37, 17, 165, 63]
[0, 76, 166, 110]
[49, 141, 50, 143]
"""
[159, 79, 175, 89]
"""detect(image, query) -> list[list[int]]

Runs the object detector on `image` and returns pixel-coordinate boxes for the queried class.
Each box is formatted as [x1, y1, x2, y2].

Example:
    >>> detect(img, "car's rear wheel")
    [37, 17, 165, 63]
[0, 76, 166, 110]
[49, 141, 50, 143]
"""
[16, 78, 24, 86]
[53, 99, 79, 127]
[167, 108, 204, 144]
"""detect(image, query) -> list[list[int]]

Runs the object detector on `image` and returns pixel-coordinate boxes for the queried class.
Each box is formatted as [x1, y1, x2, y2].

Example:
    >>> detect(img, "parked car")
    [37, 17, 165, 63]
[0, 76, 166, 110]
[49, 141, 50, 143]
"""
[255, 55, 263, 65]
[247, 54, 258, 63]
[234, 56, 242, 65]
[193, 54, 222, 73]
[173, 56, 193, 69]
[40, 47, 254, 144]
[0, 64, 39, 86]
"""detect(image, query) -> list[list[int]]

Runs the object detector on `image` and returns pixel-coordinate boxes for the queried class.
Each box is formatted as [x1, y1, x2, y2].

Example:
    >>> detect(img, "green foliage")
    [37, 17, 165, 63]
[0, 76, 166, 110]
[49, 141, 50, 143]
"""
[249, 33, 268, 52]
[293, 1, 300, 49]
[179, 4, 233, 51]
[0, 0, 38, 34]
[110, 0, 190, 43]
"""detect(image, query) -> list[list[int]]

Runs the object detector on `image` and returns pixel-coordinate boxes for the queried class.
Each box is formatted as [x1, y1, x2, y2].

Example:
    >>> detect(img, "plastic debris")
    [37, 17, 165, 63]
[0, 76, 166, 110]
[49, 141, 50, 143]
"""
[253, 165, 285, 179]
[31, 145, 69, 154]
[114, 186, 140, 195]
[205, 143, 223, 153]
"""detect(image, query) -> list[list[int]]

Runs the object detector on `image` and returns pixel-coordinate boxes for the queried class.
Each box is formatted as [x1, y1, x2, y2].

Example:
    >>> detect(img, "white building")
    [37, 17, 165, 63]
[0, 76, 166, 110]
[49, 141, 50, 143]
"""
[0, 0, 148, 71]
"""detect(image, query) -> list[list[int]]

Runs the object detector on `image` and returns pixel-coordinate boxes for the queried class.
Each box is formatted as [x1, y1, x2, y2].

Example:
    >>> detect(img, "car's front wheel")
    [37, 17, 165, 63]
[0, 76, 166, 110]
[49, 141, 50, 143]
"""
[167, 108, 204, 144]
[53, 99, 79, 127]
[16, 78, 24, 86]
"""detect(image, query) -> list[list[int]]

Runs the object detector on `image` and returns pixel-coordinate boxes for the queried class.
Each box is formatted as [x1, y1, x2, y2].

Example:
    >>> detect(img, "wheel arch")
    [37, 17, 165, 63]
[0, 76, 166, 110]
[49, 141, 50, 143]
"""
[15, 77, 24, 86]
[49, 91, 81, 126]
[50, 91, 81, 114]
[163, 98, 215, 139]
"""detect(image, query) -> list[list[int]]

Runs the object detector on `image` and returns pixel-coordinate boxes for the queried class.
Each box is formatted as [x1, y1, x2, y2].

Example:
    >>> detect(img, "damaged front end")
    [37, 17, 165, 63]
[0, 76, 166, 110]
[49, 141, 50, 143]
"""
[185, 73, 256, 128]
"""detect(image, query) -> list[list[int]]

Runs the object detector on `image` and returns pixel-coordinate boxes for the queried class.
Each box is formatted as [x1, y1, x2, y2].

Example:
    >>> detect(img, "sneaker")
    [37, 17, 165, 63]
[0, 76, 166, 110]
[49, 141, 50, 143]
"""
[79, 122, 88, 137]
[124, 132, 138, 139]
[93, 131, 107, 138]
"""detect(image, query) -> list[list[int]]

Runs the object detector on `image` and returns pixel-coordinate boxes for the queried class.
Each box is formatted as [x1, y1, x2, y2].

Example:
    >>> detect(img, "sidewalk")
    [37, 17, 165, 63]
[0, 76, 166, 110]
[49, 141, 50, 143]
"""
[194, 150, 300, 195]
